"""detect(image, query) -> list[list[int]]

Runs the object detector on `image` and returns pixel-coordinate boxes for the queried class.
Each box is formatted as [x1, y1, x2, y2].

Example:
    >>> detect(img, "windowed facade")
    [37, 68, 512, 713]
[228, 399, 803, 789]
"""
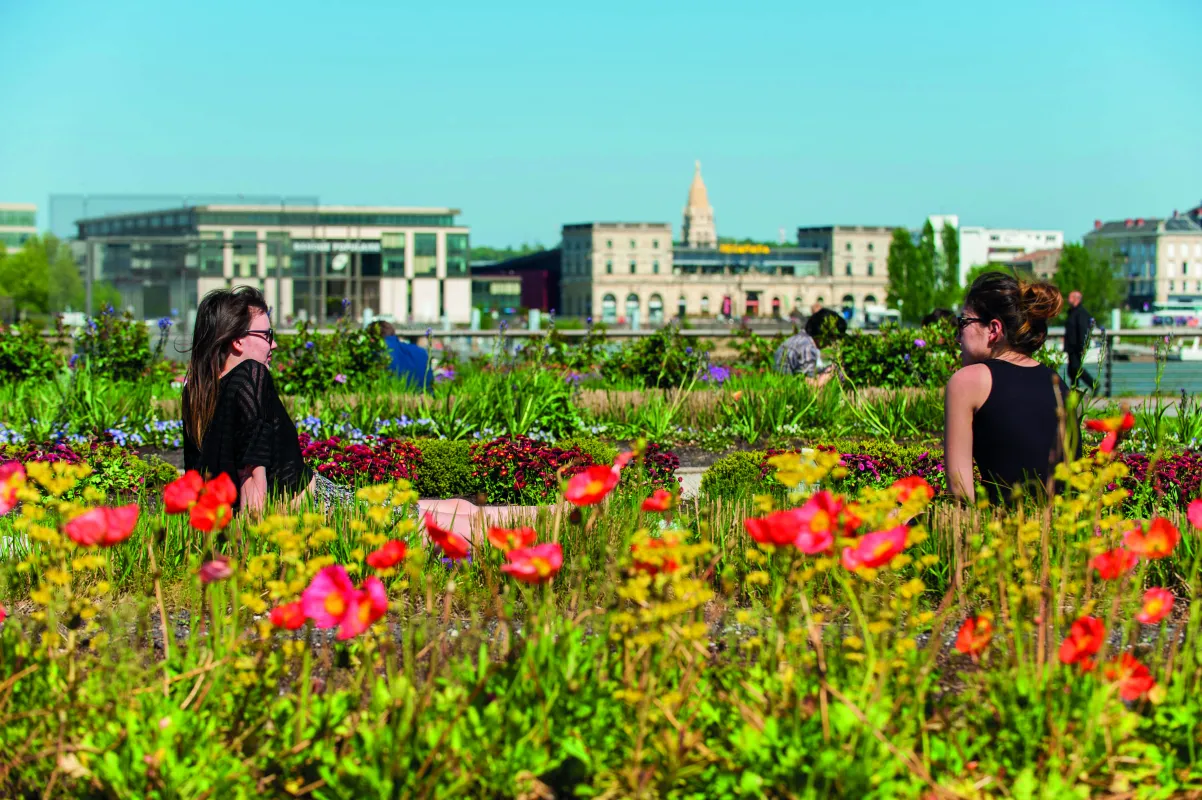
[413, 233, 437, 277]
[232, 231, 258, 278]
[648, 294, 664, 324]
[602, 293, 617, 323]
[446, 233, 469, 277]
[382, 232, 406, 275]
[845, 263, 852, 276]
[625, 293, 640, 321]
[606, 260, 613, 274]
[629, 260, 637, 274]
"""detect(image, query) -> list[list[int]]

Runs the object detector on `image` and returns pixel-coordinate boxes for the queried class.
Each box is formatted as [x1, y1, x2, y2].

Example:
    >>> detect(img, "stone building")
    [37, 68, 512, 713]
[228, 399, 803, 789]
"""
[1085, 214, 1202, 309]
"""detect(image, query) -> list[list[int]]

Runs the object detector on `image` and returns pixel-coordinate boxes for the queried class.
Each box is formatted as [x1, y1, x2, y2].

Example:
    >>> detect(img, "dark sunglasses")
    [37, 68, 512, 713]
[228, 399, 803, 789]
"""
[955, 315, 986, 332]
[243, 328, 275, 345]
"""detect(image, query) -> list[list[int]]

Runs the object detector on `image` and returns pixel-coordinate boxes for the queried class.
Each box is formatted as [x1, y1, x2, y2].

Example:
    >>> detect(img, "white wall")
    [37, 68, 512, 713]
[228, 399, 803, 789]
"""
[959, 227, 1064, 285]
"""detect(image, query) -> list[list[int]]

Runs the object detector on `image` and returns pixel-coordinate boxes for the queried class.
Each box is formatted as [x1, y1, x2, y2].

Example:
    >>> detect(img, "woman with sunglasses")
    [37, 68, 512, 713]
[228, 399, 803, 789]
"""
[944, 272, 1075, 505]
[183, 286, 328, 515]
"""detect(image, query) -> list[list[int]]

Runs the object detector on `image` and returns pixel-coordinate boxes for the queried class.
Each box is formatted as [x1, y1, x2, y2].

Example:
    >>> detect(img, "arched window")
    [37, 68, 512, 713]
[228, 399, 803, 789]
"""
[841, 294, 855, 315]
[771, 296, 782, 317]
[601, 294, 617, 323]
[794, 295, 804, 311]
[625, 293, 640, 323]
[700, 295, 710, 314]
[648, 293, 664, 324]
[864, 294, 878, 306]
[867, 262, 874, 276]
[677, 295, 687, 318]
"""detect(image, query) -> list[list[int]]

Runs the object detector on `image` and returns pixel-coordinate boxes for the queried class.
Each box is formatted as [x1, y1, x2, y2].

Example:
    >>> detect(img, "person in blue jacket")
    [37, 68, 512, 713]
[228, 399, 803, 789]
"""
[368, 320, 429, 390]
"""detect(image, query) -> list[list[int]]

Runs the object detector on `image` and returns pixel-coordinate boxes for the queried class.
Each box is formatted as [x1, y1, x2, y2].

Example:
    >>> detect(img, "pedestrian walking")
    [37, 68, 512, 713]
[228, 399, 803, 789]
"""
[1064, 291, 1096, 391]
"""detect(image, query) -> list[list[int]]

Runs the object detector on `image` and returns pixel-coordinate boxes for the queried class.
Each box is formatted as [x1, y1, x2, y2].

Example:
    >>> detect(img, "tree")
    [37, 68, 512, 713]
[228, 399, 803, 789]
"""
[0, 233, 119, 317]
[886, 228, 923, 323]
[1054, 243, 1126, 320]
[938, 222, 960, 308]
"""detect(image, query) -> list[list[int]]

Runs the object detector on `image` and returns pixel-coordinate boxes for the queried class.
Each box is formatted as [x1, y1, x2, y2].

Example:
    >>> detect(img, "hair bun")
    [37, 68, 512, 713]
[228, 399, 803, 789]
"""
[1019, 280, 1063, 322]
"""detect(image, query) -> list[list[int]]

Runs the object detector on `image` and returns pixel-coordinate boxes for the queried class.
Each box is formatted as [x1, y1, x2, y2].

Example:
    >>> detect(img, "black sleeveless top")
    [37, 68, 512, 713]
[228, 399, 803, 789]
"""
[183, 360, 311, 510]
[972, 359, 1072, 505]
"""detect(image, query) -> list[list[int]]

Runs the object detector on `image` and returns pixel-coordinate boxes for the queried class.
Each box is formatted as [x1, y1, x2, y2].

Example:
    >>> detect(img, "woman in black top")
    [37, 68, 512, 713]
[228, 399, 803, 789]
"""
[944, 272, 1075, 505]
[183, 287, 318, 515]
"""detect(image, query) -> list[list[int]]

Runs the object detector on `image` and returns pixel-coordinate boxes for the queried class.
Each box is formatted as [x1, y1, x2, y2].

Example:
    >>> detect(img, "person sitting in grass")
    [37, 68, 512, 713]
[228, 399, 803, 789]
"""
[368, 320, 430, 391]
[183, 286, 352, 516]
[943, 272, 1077, 505]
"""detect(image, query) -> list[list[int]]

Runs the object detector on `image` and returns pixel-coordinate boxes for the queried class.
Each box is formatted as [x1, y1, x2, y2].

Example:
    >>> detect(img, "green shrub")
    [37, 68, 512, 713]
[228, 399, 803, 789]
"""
[698, 450, 768, 500]
[555, 436, 619, 466]
[0, 321, 62, 381]
[412, 439, 475, 498]
[274, 318, 389, 396]
[76, 308, 153, 381]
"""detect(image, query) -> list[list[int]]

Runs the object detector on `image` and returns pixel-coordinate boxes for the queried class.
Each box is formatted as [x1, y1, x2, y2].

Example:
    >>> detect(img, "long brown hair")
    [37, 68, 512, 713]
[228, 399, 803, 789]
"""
[183, 286, 269, 445]
[963, 271, 1063, 355]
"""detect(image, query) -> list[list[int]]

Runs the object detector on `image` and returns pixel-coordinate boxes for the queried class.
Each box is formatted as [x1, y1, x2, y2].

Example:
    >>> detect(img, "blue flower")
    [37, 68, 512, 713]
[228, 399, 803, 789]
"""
[158, 317, 173, 332]
[305, 341, 314, 350]
[68, 354, 80, 368]
[699, 365, 731, 384]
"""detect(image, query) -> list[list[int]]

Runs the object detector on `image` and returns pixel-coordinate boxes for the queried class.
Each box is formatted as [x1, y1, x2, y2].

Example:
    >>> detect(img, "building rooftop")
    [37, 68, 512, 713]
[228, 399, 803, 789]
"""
[78, 203, 460, 224]
[1089, 216, 1202, 235]
[563, 222, 672, 231]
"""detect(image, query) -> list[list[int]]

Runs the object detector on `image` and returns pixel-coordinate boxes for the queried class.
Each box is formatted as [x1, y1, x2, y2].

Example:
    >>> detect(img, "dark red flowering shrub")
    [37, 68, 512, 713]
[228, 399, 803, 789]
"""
[0, 441, 177, 499]
[1116, 451, 1202, 511]
[641, 442, 682, 490]
[470, 435, 596, 505]
[299, 434, 422, 486]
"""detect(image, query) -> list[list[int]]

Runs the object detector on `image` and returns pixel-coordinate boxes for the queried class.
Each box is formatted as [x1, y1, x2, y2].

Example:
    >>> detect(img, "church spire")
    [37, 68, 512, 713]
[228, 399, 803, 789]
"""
[682, 160, 716, 248]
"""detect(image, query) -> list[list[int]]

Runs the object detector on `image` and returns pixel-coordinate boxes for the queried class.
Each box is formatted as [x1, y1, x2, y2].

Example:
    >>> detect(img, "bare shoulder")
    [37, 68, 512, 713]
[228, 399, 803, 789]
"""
[946, 363, 992, 404]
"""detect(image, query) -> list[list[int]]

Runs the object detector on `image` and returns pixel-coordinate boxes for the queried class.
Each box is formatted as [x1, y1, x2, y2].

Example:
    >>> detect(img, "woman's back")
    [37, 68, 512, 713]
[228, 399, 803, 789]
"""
[971, 359, 1068, 504]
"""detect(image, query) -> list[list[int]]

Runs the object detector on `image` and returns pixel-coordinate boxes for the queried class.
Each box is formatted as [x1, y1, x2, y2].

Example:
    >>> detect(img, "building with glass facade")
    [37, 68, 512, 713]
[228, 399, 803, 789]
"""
[75, 205, 470, 326]
[0, 203, 37, 252]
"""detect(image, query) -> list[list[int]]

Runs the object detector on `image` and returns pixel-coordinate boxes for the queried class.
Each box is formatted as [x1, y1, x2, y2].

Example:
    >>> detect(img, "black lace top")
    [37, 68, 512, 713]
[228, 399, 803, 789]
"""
[183, 360, 311, 509]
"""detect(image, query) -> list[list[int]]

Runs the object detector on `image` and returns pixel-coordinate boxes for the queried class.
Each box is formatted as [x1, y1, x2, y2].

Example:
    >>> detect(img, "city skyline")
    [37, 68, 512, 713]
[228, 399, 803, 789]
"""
[2, 0, 1200, 246]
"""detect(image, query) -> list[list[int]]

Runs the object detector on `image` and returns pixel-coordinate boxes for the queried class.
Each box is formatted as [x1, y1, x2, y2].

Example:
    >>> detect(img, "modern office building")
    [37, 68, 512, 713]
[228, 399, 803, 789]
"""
[75, 204, 470, 324]
[957, 225, 1064, 285]
[1084, 214, 1202, 308]
[0, 203, 37, 252]
[471, 249, 561, 316]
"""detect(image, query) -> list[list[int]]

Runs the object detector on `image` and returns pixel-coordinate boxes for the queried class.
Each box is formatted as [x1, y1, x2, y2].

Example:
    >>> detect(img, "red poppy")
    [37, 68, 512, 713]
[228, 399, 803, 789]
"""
[501, 542, 564, 584]
[1123, 517, 1179, 560]
[163, 470, 204, 514]
[631, 536, 680, 575]
[190, 496, 233, 532]
[841, 526, 907, 570]
[486, 526, 537, 553]
[338, 576, 388, 640]
[202, 473, 237, 506]
[564, 465, 619, 506]
[1059, 615, 1105, 665]
[199, 556, 233, 584]
[891, 476, 935, 503]
[0, 461, 26, 516]
[64, 504, 140, 547]
[954, 615, 993, 658]
[641, 489, 676, 513]
[1103, 653, 1156, 701]
[269, 601, 306, 630]
[1085, 412, 1135, 453]
[1136, 587, 1173, 625]
[1189, 499, 1202, 531]
[424, 513, 472, 560]
[0, 602, 6, 624]
[1090, 547, 1139, 580]
[744, 508, 804, 547]
[366, 539, 409, 570]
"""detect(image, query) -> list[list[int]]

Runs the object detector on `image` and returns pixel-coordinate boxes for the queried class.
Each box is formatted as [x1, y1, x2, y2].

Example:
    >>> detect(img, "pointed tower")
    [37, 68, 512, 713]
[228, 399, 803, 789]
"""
[681, 160, 716, 248]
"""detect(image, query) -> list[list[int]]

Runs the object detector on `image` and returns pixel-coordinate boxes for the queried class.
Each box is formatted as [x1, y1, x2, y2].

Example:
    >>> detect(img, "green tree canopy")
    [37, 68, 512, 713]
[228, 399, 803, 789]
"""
[885, 228, 924, 323]
[936, 222, 961, 309]
[0, 234, 121, 317]
[1054, 243, 1125, 320]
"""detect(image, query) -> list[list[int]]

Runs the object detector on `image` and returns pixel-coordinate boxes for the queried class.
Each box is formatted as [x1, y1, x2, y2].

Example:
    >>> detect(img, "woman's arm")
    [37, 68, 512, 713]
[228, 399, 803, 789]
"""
[239, 466, 268, 517]
[944, 366, 988, 504]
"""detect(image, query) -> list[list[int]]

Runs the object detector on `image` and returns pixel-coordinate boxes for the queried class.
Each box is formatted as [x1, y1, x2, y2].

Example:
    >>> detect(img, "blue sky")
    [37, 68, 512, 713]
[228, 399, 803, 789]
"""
[2, 0, 1200, 245]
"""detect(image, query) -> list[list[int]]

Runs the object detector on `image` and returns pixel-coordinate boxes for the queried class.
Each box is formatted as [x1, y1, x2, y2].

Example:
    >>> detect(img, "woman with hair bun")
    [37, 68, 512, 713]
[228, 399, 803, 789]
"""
[943, 271, 1076, 505]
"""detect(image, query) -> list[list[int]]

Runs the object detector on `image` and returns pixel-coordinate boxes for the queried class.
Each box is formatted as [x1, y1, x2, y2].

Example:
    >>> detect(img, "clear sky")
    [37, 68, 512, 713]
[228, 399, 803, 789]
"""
[2, 0, 1200, 246]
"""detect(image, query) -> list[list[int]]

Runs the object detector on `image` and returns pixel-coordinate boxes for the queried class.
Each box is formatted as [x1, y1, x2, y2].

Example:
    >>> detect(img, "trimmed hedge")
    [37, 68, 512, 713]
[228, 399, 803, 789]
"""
[700, 439, 945, 500]
[411, 440, 474, 498]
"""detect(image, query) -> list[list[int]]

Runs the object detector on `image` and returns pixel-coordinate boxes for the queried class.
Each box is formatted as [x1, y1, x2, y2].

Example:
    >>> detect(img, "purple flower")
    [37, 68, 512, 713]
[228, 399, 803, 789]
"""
[68, 354, 80, 369]
[564, 371, 585, 386]
[913, 339, 926, 348]
[434, 366, 456, 383]
[699, 364, 731, 384]
[158, 317, 173, 332]
[904, 353, 911, 362]
[305, 341, 314, 350]
[334, 373, 347, 384]
[341, 297, 351, 311]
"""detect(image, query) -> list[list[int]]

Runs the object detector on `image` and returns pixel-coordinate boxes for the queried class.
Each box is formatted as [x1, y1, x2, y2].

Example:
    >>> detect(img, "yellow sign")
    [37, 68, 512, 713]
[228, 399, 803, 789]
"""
[718, 243, 771, 255]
